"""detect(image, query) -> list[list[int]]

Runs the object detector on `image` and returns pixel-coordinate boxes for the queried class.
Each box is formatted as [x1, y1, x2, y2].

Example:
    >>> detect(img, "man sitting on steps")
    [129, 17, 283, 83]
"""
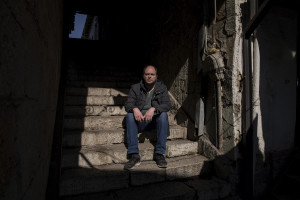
[124, 65, 171, 170]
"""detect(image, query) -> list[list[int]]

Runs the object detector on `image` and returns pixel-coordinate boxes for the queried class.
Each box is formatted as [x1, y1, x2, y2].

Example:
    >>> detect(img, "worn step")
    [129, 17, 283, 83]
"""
[61, 181, 194, 200]
[65, 95, 127, 106]
[64, 116, 125, 130]
[66, 80, 135, 88]
[64, 105, 178, 124]
[62, 140, 198, 168]
[60, 164, 129, 196]
[60, 177, 230, 200]
[64, 105, 127, 116]
[66, 87, 129, 96]
[64, 114, 179, 131]
[60, 154, 211, 196]
[63, 125, 187, 147]
[131, 155, 211, 185]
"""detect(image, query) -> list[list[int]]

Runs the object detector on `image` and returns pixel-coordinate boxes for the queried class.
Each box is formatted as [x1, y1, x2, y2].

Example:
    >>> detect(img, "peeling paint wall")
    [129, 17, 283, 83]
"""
[0, 0, 63, 199]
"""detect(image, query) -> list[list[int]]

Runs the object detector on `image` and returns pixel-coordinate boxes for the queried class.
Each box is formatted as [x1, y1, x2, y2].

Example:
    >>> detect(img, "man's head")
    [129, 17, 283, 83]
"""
[143, 65, 157, 85]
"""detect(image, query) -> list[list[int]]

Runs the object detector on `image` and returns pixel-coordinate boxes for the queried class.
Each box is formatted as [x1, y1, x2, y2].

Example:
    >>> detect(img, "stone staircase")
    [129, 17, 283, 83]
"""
[59, 40, 231, 200]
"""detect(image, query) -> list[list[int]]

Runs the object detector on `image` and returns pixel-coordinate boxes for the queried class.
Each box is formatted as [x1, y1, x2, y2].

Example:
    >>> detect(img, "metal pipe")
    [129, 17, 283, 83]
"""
[216, 80, 223, 149]
[209, 53, 224, 149]
[212, 0, 217, 47]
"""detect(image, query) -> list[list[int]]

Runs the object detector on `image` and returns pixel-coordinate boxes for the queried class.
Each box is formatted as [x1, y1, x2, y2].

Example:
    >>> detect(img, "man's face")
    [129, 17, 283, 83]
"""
[143, 66, 157, 85]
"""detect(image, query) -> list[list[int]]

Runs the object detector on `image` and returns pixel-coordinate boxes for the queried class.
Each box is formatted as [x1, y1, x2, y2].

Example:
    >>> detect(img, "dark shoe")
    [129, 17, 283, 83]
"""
[154, 154, 168, 168]
[124, 154, 140, 170]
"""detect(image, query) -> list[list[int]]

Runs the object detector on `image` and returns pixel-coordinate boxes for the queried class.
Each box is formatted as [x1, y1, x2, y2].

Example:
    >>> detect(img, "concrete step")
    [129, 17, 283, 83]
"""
[64, 106, 178, 124]
[61, 178, 230, 200]
[65, 95, 127, 106]
[64, 116, 125, 130]
[62, 125, 187, 147]
[66, 80, 135, 88]
[66, 87, 129, 96]
[60, 164, 128, 197]
[64, 105, 127, 116]
[62, 139, 198, 168]
[64, 115, 179, 131]
[60, 154, 212, 196]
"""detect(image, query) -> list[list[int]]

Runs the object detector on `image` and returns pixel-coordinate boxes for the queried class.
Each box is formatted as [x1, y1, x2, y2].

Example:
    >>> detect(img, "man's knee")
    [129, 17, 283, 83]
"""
[126, 113, 135, 124]
[157, 112, 168, 123]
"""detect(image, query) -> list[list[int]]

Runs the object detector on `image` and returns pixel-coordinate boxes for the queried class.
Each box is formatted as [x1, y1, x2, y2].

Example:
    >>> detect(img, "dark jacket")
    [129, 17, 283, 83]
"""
[125, 79, 171, 114]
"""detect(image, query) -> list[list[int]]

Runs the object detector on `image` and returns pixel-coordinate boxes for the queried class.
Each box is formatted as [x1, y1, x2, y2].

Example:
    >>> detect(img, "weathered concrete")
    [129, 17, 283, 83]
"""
[130, 161, 165, 186]
[66, 87, 129, 96]
[61, 192, 115, 200]
[64, 105, 127, 116]
[64, 114, 179, 130]
[62, 140, 199, 168]
[60, 164, 129, 196]
[116, 182, 196, 200]
[166, 140, 198, 157]
[166, 155, 211, 180]
[63, 129, 125, 147]
[65, 95, 127, 106]
[64, 116, 125, 130]
[64, 106, 180, 125]
[63, 125, 187, 147]
[60, 155, 211, 197]
[60, 177, 231, 200]
[0, 0, 63, 199]
[198, 136, 221, 159]
[186, 178, 231, 200]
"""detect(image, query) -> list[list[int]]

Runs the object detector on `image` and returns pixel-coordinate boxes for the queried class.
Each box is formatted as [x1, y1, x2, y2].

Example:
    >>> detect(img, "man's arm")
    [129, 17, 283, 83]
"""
[133, 108, 144, 122]
[125, 85, 145, 122]
[152, 85, 171, 114]
[125, 85, 138, 113]
[144, 107, 155, 122]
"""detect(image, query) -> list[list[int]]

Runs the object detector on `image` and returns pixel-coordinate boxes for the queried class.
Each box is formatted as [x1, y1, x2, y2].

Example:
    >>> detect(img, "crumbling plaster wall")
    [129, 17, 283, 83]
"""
[0, 1, 63, 200]
[203, 0, 244, 160]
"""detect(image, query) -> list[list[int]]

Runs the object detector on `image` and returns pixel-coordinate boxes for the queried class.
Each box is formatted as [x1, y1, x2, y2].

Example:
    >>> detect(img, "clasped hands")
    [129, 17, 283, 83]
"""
[133, 107, 155, 123]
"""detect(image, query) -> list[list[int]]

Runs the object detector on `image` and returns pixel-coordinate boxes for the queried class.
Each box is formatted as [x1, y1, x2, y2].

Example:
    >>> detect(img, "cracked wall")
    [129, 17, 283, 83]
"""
[202, 0, 244, 159]
[0, 0, 63, 199]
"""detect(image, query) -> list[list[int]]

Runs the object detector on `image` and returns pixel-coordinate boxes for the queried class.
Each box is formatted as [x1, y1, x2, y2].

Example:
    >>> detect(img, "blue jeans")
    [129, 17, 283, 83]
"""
[126, 112, 169, 155]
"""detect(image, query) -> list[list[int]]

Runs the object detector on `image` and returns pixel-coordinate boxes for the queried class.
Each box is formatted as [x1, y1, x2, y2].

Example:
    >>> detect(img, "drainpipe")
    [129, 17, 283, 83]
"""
[198, 0, 224, 149]
[206, 53, 224, 149]
[212, 0, 217, 48]
[216, 79, 223, 149]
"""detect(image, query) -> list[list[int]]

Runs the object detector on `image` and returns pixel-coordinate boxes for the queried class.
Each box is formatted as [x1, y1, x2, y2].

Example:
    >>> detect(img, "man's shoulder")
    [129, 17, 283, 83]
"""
[130, 82, 142, 90]
[156, 79, 168, 90]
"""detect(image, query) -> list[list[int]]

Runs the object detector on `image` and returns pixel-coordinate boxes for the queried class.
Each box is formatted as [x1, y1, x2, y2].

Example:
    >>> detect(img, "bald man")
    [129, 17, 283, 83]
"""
[124, 65, 171, 169]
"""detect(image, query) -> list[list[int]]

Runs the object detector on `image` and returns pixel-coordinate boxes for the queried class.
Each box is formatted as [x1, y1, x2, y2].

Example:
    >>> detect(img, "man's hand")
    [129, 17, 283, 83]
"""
[133, 108, 144, 122]
[144, 107, 156, 123]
